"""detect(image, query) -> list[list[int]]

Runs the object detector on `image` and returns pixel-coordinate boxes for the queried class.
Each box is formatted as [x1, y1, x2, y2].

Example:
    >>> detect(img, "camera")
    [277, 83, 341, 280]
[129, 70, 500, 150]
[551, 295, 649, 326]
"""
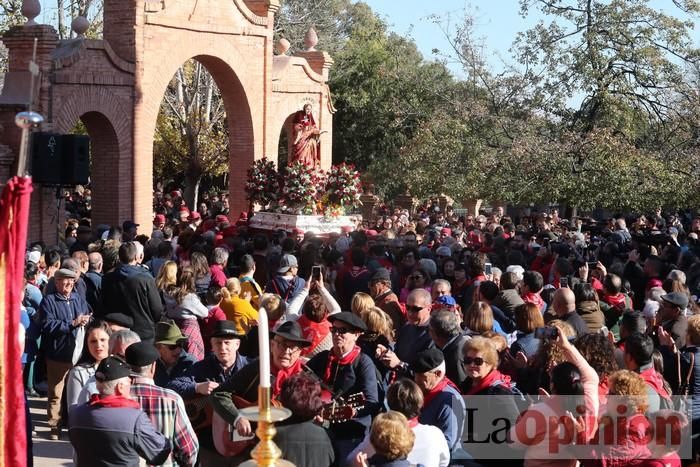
[534, 327, 558, 340]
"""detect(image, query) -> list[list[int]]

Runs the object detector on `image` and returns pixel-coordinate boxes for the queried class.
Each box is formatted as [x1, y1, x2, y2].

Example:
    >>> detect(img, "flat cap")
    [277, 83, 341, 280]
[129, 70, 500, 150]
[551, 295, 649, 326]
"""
[411, 348, 445, 374]
[95, 356, 132, 382]
[125, 341, 159, 367]
[661, 292, 689, 309]
[370, 268, 391, 283]
[54, 268, 78, 279]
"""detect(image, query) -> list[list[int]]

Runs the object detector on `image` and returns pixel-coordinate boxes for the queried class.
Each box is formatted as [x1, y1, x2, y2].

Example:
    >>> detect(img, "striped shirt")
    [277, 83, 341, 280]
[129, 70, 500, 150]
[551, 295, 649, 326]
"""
[131, 378, 199, 467]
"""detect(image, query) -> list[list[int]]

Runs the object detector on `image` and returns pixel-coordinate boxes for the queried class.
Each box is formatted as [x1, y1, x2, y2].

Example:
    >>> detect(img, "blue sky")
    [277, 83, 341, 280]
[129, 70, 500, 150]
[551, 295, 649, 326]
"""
[363, 0, 699, 77]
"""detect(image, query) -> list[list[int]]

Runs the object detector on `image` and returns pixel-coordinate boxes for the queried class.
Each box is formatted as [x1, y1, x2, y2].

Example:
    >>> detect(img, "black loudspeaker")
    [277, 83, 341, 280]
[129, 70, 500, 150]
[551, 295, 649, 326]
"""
[30, 133, 90, 185]
[31, 132, 63, 185]
[61, 134, 90, 185]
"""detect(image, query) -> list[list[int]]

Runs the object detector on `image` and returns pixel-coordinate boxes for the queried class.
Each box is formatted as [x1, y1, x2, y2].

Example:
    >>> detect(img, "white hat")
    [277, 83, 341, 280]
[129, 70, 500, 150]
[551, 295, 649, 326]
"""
[26, 250, 41, 264]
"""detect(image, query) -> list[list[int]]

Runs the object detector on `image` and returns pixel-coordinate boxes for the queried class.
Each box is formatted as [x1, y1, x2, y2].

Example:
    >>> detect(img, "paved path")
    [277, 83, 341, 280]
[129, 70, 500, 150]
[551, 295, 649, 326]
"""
[28, 397, 73, 467]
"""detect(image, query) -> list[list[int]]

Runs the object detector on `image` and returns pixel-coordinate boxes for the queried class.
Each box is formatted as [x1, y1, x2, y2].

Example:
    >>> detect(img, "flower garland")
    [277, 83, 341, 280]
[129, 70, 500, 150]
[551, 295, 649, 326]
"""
[280, 162, 322, 214]
[323, 163, 362, 216]
[245, 158, 279, 209]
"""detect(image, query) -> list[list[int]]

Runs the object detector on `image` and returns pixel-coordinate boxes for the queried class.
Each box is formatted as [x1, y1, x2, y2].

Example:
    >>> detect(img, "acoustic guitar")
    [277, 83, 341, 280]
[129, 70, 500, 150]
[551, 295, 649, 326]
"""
[183, 396, 213, 432]
[212, 392, 366, 457]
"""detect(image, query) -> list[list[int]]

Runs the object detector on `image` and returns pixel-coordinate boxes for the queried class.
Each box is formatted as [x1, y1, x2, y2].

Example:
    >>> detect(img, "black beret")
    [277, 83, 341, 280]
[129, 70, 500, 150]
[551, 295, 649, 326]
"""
[95, 356, 132, 382]
[328, 312, 367, 332]
[411, 348, 445, 374]
[125, 342, 159, 367]
[104, 313, 134, 329]
[370, 268, 391, 282]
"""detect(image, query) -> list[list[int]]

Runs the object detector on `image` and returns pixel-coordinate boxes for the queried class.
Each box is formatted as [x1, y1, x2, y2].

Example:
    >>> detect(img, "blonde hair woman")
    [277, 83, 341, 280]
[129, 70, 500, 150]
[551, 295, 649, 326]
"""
[356, 411, 415, 467]
[463, 301, 494, 336]
[155, 260, 177, 293]
[351, 292, 375, 317]
[221, 277, 259, 334]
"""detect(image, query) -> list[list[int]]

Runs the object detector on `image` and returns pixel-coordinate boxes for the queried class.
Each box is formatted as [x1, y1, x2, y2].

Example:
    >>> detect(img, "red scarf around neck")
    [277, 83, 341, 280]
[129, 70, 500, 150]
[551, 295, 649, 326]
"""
[89, 394, 140, 409]
[463, 369, 512, 396]
[297, 315, 331, 356]
[324, 345, 361, 384]
[423, 377, 459, 407]
[273, 358, 304, 397]
[522, 292, 544, 310]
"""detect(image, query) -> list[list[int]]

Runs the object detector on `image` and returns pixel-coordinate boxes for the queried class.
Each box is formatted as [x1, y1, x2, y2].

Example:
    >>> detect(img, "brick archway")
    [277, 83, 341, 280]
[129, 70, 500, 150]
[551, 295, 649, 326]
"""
[0, 0, 334, 241]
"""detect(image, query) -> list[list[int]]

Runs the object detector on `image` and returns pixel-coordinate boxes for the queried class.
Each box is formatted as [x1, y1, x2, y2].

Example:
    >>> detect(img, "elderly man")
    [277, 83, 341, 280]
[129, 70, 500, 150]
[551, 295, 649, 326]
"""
[658, 292, 688, 349]
[40, 268, 91, 439]
[210, 247, 229, 288]
[44, 257, 88, 300]
[412, 348, 466, 454]
[84, 252, 103, 312]
[308, 312, 381, 462]
[429, 310, 467, 386]
[100, 241, 164, 342]
[126, 342, 199, 467]
[69, 356, 171, 466]
[170, 321, 249, 465]
[379, 289, 434, 375]
[550, 287, 588, 337]
[368, 268, 404, 331]
[153, 321, 196, 388]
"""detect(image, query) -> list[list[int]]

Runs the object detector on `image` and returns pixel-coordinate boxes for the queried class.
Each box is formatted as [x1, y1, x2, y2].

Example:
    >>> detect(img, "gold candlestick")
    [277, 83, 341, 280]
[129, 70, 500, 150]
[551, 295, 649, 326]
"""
[239, 386, 295, 467]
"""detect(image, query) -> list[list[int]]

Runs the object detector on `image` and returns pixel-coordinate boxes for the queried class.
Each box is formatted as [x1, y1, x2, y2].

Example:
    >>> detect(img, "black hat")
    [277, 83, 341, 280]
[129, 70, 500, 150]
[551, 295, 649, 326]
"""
[122, 220, 139, 231]
[271, 321, 312, 347]
[370, 268, 391, 283]
[211, 320, 245, 339]
[328, 312, 367, 332]
[104, 313, 134, 329]
[125, 341, 159, 367]
[95, 356, 133, 382]
[661, 292, 689, 309]
[411, 348, 445, 374]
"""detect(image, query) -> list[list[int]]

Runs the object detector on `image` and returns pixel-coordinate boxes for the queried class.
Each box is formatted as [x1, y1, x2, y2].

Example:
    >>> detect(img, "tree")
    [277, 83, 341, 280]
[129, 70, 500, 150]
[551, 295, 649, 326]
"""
[153, 60, 229, 209]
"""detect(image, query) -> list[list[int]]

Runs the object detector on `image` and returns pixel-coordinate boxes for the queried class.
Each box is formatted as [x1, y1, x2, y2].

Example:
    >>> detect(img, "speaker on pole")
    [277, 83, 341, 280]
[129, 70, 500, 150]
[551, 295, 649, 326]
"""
[30, 132, 90, 185]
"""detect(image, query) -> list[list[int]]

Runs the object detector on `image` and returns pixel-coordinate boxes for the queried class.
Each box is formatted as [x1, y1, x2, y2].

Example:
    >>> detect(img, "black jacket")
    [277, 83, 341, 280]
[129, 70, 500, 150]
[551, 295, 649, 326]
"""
[100, 264, 163, 341]
[275, 419, 335, 467]
[441, 334, 468, 387]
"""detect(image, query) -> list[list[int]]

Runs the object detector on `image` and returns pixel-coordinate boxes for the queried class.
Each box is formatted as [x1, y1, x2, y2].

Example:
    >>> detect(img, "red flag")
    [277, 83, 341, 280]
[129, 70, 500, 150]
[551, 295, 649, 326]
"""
[0, 176, 32, 467]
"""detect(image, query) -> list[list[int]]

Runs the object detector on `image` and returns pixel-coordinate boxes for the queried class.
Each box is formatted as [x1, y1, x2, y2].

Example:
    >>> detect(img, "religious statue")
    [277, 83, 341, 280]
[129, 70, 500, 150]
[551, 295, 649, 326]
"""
[290, 104, 322, 168]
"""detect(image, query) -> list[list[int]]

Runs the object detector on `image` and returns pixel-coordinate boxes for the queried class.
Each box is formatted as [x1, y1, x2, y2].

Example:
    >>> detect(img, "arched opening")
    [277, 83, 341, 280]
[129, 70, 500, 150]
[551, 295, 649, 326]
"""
[277, 112, 297, 169]
[71, 111, 122, 227]
[151, 55, 255, 217]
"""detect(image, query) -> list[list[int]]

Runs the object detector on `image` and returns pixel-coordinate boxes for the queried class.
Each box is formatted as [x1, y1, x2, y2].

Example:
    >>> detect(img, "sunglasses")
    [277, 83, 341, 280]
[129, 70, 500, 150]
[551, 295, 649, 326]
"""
[463, 357, 486, 366]
[166, 344, 180, 351]
[406, 305, 424, 313]
[409, 275, 424, 280]
[330, 327, 354, 335]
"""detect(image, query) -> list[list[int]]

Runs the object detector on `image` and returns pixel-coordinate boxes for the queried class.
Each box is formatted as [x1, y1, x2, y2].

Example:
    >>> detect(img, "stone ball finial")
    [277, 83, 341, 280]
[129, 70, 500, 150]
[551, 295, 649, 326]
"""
[21, 0, 41, 26]
[71, 16, 89, 37]
[275, 38, 290, 55]
[304, 27, 318, 51]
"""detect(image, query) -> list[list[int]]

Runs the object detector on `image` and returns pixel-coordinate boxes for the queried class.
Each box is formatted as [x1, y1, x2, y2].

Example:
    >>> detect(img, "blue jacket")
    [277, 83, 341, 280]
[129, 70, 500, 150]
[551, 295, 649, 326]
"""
[510, 332, 542, 360]
[69, 399, 171, 466]
[154, 351, 197, 388]
[40, 292, 90, 362]
[168, 353, 249, 398]
[264, 275, 305, 305]
[418, 382, 466, 453]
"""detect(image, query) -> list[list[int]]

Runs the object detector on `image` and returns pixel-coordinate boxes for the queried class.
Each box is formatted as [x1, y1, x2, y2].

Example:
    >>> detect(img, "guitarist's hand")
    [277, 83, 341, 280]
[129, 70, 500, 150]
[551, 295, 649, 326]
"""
[235, 417, 252, 437]
[195, 381, 220, 395]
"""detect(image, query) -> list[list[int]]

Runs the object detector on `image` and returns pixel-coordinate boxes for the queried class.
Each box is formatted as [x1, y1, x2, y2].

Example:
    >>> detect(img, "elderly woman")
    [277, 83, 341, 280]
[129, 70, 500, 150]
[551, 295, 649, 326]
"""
[355, 411, 416, 467]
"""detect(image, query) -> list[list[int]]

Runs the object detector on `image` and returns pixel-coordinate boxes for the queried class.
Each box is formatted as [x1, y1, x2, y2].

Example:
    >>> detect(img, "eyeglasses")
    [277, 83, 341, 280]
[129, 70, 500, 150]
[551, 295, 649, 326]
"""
[406, 305, 424, 313]
[166, 344, 180, 351]
[273, 339, 302, 353]
[330, 327, 353, 335]
[463, 357, 486, 366]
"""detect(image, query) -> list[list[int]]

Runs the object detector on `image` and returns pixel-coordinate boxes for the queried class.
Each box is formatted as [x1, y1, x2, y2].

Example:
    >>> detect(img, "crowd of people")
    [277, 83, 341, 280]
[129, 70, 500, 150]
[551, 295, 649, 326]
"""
[19, 190, 700, 467]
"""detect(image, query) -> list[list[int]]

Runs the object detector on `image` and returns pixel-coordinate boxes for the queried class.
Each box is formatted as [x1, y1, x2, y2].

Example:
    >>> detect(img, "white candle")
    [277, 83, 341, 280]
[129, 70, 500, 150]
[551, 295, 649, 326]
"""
[257, 307, 271, 388]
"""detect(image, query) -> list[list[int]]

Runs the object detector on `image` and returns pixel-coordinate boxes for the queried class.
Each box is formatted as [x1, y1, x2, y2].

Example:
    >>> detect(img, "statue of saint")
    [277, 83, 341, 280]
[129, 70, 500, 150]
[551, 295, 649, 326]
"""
[290, 104, 321, 168]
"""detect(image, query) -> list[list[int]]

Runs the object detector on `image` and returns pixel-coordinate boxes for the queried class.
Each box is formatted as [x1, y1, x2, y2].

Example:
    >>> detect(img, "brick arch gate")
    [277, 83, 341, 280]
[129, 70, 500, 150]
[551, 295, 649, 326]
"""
[0, 0, 334, 242]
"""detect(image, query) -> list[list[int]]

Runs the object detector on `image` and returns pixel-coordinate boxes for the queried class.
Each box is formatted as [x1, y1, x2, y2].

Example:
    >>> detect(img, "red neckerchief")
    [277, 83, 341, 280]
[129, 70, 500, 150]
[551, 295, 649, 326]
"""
[601, 293, 629, 310]
[408, 417, 419, 428]
[522, 292, 544, 309]
[89, 394, 140, 409]
[324, 346, 361, 384]
[272, 358, 304, 397]
[297, 315, 331, 356]
[423, 377, 459, 407]
[639, 367, 671, 399]
[464, 369, 511, 396]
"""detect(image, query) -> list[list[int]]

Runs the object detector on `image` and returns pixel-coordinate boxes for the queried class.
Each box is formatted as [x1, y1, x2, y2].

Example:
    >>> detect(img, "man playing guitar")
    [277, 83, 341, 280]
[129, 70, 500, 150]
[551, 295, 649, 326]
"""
[306, 312, 381, 464]
[210, 321, 311, 458]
